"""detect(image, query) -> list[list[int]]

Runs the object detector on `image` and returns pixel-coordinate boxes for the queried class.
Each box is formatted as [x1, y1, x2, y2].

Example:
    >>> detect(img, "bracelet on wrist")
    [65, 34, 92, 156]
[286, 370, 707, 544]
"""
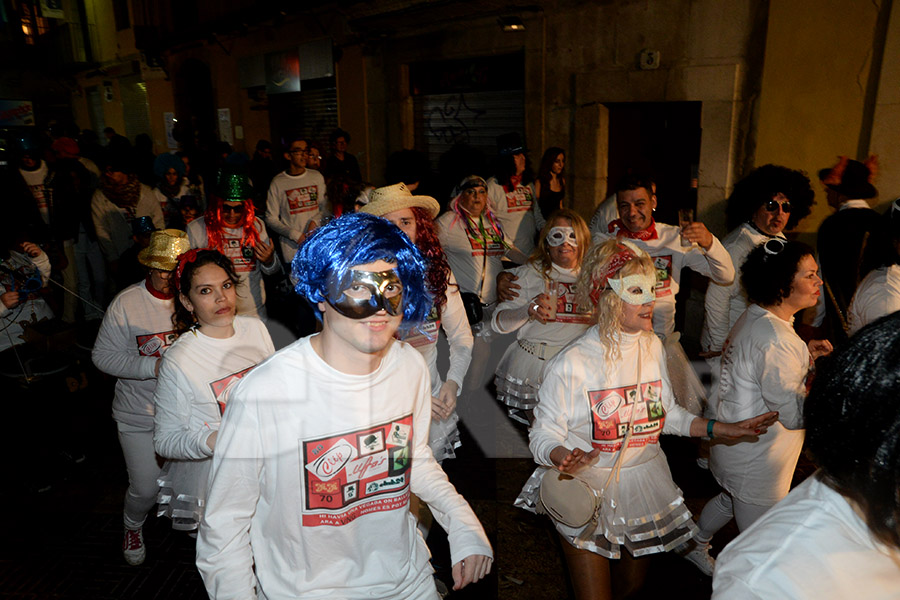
[707, 419, 716, 439]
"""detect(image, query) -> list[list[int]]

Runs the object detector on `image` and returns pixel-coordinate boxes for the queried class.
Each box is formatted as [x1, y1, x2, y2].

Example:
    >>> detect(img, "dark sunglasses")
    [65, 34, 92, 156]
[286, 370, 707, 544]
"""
[222, 204, 245, 214]
[764, 199, 792, 213]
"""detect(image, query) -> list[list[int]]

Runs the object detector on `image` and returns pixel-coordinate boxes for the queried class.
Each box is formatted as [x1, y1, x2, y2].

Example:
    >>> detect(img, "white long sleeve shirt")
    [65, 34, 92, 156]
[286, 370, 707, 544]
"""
[702, 223, 784, 353]
[595, 222, 734, 336]
[186, 217, 280, 319]
[92, 280, 176, 428]
[91, 185, 165, 262]
[847, 265, 900, 335]
[398, 271, 473, 396]
[487, 177, 537, 256]
[491, 262, 592, 342]
[711, 304, 809, 505]
[713, 472, 900, 599]
[196, 337, 492, 600]
[530, 327, 695, 482]
[264, 169, 328, 263]
[436, 210, 512, 304]
[153, 315, 274, 459]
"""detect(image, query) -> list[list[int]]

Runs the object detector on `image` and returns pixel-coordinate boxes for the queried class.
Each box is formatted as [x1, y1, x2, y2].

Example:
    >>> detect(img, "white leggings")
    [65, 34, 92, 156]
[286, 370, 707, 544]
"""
[695, 491, 772, 542]
[117, 422, 161, 530]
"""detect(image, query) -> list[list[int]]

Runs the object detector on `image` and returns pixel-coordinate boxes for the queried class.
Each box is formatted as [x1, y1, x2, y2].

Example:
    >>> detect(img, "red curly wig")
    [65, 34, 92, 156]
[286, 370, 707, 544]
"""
[410, 206, 451, 312]
[203, 195, 261, 251]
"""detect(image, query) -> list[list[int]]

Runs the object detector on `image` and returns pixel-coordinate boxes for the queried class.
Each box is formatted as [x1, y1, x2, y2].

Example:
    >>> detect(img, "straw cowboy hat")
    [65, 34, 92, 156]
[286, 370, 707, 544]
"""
[138, 229, 191, 271]
[360, 182, 440, 219]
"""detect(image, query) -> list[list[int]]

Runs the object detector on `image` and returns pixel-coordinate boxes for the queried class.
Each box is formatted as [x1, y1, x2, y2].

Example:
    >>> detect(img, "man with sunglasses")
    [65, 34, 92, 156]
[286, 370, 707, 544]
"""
[702, 165, 814, 365]
[265, 136, 328, 264]
[197, 213, 492, 600]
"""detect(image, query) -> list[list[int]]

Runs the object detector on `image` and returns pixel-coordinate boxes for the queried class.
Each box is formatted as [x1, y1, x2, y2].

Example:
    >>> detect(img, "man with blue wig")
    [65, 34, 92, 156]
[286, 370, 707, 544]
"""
[197, 212, 493, 599]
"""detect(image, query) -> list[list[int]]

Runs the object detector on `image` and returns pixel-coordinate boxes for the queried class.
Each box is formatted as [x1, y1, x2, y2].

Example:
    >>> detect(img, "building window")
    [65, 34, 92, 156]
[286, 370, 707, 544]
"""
[19, 2, 50, 45]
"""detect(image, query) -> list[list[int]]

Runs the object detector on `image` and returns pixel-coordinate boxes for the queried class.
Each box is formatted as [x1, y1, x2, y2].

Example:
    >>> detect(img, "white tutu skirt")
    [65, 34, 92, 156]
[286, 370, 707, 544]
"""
[494, 341, 558, 410]
[514, 452, 696, 559]
[663, 335, 706, 416]
[157, 458, 212, 531]
[429, 410, 462, 462]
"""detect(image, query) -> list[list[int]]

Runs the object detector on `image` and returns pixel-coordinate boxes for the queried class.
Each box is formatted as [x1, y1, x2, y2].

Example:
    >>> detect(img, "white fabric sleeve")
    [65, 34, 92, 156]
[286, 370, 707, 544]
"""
[657, 343, 696, 436]
[91, 192, 118, 261]
[264, 180, 303, 242]
[683, 235, 735, 285]
[441, 275, 474, 390]
[196, 389, 263, 600]
[255, 220, 281, 275]
[491, 265, 535, 334]
[186, 220, 205, 249]
[31, 250, 52, 286]
[153, 357, 214, 459]
[756, 340, 808, 430]
[408, 358, 493, 564]
[492, 303, 531, 334]
[529, 362, 574, 466]
[91, 296, 158, 380]
[712, 575, 765, 600]
[486, 180, 506, 218]
[861, 293, 900, 327]
[703, 279, 735, 353]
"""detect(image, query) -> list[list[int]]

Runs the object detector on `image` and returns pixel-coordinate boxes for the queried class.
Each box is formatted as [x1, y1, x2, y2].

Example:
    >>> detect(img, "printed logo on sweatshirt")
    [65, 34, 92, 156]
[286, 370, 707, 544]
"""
[300, 414, 414, 527]
[398, 304, 440, 348]
[223, 237, 256, 273]
[653, 255, 673, 297]
[505, 185, 533, 213]
[208, 365, 257, 414]
[464, 228, 505, 258]
[551, 281, 593, 325]
[586, 379, 665, 452]
[135, 331, 177, 357]
[286, 185, 319, 215]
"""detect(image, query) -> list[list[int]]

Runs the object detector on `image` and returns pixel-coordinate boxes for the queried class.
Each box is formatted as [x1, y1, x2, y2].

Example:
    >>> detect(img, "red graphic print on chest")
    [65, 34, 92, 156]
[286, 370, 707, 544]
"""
[223, 237, 255, 273]
[286, 186, 318, 214]
[464, 228, 505, 257]
[552, 281, 593, 324]
[587, 379, 665, 452]
[652, 255, 673, 297]
[208, 365, 257, 414]
[135, 331, 177, 357]
[505, 185, 533, 212]
[300, 415, 414, 527]
[398, 304, 440, 348]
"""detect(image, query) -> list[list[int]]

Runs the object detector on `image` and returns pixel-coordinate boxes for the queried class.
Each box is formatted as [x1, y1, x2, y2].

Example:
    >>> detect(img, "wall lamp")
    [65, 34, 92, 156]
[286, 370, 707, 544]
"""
[498, 16, 525, 32]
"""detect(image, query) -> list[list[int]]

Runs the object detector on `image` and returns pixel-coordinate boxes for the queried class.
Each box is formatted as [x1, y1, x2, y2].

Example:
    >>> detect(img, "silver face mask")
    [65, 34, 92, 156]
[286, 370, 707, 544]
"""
[326, 269, 404, 319]
[546, 226, 577, 247]
[609, 273, 656, 305]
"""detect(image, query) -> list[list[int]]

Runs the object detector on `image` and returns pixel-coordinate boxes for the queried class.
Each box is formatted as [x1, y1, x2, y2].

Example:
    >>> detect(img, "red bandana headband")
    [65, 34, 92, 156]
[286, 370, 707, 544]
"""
[175, 248, 201, 291]
[608, 218, 659, 241]
[589, 243, 638, 305]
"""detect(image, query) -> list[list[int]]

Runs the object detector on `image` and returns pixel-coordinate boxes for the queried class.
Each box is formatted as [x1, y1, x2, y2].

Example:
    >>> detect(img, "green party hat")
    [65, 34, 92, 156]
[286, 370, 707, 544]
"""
[215, 168, 253, 202]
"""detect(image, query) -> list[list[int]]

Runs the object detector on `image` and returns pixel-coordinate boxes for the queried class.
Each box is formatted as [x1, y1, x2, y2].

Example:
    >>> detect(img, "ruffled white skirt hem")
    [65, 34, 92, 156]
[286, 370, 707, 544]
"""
[156, 458, 211, 531]
[514, 453, 696, 559]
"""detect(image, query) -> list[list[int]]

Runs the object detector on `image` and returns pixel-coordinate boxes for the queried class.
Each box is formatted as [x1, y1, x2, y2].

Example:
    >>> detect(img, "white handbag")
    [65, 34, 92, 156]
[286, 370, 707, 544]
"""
[537, 343, 643, 533]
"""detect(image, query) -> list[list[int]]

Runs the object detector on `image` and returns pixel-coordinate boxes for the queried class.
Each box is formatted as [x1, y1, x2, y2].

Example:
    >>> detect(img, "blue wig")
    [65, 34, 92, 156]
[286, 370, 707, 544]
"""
[292, 212, 432, 330]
